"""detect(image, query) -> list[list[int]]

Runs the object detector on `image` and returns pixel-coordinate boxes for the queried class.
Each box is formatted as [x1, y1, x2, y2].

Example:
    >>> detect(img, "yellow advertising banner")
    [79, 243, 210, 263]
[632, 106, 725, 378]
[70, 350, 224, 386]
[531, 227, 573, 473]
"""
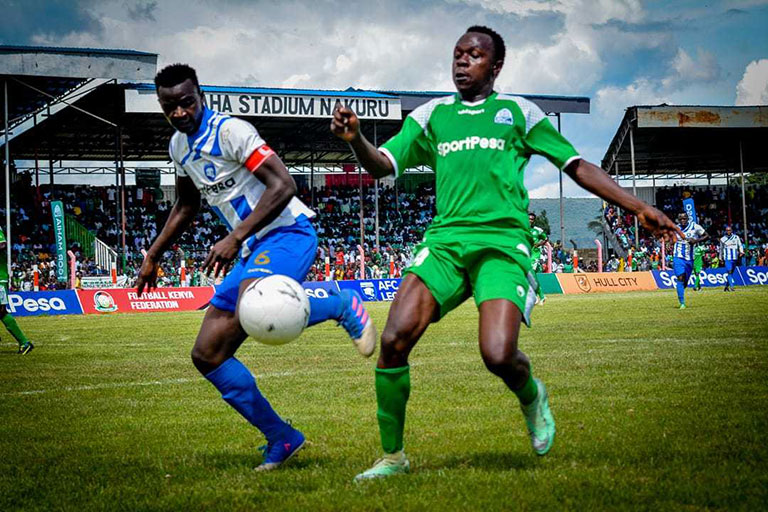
[556, 272, 658, 294]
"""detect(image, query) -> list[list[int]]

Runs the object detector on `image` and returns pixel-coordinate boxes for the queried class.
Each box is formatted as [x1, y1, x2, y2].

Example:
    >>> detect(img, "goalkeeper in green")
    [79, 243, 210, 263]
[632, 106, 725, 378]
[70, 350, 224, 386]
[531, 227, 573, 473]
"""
[0, 228, 33, 354]
[331, 25, 681, 480]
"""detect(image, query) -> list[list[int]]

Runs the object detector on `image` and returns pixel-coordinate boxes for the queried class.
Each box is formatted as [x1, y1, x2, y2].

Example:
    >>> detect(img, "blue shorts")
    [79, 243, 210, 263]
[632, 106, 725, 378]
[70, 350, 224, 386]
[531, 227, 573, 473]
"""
[673, 258, 693, 283]
[724, 260, 736, 273]
[210, 217, 317, 312]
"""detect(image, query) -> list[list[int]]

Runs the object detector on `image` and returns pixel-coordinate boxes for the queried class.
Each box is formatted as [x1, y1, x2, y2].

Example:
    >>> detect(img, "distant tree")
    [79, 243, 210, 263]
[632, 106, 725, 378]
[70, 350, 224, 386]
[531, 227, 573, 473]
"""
[587, 211, 604, 235]
[534, 209, 551, 235]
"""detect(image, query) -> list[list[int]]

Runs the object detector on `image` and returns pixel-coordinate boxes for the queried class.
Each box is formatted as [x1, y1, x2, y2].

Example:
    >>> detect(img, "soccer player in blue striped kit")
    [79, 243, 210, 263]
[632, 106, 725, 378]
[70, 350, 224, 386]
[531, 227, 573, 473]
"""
[672, 212, 709, 308]
[137, 64, 376, 471]
[719, 225, 744, 292]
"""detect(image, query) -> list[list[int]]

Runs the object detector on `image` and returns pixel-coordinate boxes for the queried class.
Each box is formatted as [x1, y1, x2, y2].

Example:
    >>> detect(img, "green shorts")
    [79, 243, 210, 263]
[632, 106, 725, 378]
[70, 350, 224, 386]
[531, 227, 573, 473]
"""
[405, 231, 537, 326]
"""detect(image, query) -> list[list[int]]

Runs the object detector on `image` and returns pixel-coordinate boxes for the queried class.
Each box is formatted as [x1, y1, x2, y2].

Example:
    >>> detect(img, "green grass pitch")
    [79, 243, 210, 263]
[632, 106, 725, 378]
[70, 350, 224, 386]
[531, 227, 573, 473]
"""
[1, 287, 767, 511]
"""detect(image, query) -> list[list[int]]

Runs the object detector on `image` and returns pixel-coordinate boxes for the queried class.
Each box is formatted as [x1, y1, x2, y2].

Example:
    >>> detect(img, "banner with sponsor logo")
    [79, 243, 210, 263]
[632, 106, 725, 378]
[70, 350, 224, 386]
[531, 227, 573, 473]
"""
[557, 272, 658, 294]
[652, 266, 768, 289]
[8, 290, 83, 317]
[125, 88, 401, 120]
[81, 276, 129, 289]
[537, 273, 564, 294]
[337, 279, 402, 302]
[78, 287, 214, 314]
[51, 201, 68, 283]
[302, 281, 340, 299]
[683, 197, 697, 224]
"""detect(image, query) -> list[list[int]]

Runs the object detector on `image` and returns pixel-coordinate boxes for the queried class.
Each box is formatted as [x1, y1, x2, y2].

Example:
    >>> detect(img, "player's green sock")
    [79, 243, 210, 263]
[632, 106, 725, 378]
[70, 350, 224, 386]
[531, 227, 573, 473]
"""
[2, 314, 29, 346]
[514, 372, 539, 406]
[375, 366, 410, 454]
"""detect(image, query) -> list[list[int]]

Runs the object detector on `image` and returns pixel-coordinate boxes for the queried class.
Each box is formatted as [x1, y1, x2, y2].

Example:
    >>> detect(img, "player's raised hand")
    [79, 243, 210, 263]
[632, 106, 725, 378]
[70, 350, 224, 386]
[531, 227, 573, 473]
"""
[136, 255, 160, 296]
[330, 103, 360, 142]
[636, 205, 684, 243]
[203, 234, 240, 278]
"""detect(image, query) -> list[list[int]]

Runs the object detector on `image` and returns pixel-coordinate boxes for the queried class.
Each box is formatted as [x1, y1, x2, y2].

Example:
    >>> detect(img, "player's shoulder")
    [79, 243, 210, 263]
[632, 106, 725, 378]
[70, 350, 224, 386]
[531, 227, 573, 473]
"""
[496, 94, 546, 132]
[408, 95, 457, 129]
[168, 131, 187, 159]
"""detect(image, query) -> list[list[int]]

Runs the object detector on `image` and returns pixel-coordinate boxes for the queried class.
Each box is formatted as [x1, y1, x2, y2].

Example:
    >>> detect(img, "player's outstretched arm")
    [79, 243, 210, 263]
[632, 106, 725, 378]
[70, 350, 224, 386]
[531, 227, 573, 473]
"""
[330, 105, 394, 179]
[202, 154, 295, 277]
[137, 176, 201, 295]
[564, 159, 683, 242]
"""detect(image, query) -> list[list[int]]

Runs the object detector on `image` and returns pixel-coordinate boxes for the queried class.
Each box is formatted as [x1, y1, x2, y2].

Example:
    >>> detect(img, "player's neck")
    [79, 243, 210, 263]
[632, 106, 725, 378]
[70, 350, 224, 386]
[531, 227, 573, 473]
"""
[458, 85, 495, 104]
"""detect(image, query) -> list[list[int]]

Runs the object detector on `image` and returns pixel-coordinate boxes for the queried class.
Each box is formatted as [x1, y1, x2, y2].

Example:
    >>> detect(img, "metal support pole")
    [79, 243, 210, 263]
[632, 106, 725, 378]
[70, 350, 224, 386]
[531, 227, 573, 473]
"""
[373, 121, 379, 250]
[118, 127, 127, 270]
[652, 176, 656, 206]
[359, 164, 364, 252]
[3, 81, 11, 280]
[739, 141, 749, 249]
[114, 128, 120, 267]
[629, 127, 638, 249]
[310, 149, 315, 208]
[557, 114, 565, 245]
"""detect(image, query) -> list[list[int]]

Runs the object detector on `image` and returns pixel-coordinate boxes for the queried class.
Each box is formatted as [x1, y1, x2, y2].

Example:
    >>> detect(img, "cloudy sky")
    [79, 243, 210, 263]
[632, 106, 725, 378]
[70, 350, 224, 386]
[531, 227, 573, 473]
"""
[2, 0, 767, 196]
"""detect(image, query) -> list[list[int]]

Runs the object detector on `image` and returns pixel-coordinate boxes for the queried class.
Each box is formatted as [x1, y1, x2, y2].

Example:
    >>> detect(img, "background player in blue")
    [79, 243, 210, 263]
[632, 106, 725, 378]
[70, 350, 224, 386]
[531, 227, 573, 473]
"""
[137, 64, 376, 471]
[673, 212, 709, 309]
[719, 225, 744, 292]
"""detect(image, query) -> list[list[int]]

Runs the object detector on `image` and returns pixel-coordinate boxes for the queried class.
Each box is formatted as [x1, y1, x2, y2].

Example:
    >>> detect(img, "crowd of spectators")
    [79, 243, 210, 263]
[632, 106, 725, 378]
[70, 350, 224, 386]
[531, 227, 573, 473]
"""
[602, 184, 768, 270]
[8, 172, 768, 291]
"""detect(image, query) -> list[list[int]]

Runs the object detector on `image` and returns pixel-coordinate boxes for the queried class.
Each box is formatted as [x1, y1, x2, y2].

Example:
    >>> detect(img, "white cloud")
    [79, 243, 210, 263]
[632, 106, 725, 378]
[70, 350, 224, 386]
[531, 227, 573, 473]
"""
[735, 59, 768, 105]
[662, 48, 720, 89]
[593, 78, 668, 128]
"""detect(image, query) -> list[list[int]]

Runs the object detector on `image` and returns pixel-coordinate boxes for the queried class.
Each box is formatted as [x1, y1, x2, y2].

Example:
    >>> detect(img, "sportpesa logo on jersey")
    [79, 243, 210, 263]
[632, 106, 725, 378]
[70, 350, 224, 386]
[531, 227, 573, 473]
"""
[437, 136, 506, 157]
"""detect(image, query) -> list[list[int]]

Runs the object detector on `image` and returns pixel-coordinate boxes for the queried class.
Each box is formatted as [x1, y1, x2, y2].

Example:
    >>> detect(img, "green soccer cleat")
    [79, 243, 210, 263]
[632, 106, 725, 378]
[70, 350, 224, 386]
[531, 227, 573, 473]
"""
[354, 451, 410, 481]
[521, 378, 555, 456]
[17, 342, 34, 355]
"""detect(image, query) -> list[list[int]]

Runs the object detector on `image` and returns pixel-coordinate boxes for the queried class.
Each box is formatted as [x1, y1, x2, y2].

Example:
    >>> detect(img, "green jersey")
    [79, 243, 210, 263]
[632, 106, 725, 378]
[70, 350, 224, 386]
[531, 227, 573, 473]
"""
[0, 228, 7, 283]
[693, 245, 704, 267]
[381, 92, 579, 244]
[530, 225, 547, 260]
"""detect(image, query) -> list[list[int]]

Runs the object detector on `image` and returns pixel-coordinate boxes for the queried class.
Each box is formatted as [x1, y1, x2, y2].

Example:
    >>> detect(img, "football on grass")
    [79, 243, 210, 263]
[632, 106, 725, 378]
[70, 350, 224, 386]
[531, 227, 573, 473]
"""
[238, 275, 310, 345]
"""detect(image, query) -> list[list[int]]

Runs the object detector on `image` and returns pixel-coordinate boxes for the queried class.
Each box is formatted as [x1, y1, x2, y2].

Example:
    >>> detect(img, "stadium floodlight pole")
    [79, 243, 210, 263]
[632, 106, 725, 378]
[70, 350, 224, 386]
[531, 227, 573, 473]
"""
[3, 80, 11, 281]
[557, 113, 565, 246]
[629, 126, 639, 249]
[374, 120, 379, 250]
[739, 140, 748, 249]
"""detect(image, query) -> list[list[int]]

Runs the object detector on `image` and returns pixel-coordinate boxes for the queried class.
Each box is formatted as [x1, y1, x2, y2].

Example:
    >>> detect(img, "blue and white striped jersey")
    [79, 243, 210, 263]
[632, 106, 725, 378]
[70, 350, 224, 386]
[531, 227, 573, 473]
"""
[673, 222, 706, 261]
[719, 234, 743, 261]
[169, 107, 314, 257]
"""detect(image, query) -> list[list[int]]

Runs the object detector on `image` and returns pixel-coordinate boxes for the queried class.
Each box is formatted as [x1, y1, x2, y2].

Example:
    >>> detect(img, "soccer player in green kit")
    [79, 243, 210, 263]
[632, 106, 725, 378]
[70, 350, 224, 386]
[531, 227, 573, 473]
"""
[331, 26, 681, 480]
[693, 245, 704, 291]
[0, 228, 33, 354]
[528, 212, 548, 304]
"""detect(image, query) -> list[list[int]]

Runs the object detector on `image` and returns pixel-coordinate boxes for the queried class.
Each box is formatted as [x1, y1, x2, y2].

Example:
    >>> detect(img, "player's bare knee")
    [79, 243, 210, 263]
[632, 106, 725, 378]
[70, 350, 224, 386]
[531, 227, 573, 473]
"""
[191, 344, 226, 372]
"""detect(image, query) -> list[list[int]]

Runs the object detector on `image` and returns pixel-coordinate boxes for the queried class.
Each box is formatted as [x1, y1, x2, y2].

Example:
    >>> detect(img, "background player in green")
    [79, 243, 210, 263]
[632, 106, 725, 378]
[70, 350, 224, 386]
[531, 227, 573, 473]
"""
[528, 212, 547, 304]
[331, 25, 682, 480]
[692, 245, 704, 291]
[0, 228, 33, 354]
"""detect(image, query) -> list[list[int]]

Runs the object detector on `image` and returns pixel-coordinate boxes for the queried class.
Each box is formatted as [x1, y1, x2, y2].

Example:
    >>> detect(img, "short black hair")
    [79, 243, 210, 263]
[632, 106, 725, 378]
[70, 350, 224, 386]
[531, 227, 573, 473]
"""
[529, 212, 537, 218]
[466, 25, 505, 64]
[154, 63, 200, 90]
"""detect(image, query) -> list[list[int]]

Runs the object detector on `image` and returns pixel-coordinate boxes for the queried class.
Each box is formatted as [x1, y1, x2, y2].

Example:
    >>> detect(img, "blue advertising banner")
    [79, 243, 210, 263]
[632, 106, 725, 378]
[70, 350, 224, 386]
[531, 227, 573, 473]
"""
[8, 290, 83, 316]
[337, 278, 402, 301]
[301, 281, 340, 299]
[651, 266, 768, 289]
[682, 197, 697, 224]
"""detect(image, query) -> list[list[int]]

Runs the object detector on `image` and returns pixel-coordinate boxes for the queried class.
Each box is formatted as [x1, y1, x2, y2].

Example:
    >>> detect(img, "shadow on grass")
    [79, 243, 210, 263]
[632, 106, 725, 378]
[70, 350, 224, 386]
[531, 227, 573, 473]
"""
[435, 450, 533, 471]
[197, 451, 325, 472]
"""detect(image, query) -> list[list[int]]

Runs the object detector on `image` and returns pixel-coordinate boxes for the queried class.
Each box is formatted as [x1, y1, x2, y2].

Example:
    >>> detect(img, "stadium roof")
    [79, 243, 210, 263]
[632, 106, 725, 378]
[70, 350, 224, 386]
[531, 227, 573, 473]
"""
[601, 105, 768, 180]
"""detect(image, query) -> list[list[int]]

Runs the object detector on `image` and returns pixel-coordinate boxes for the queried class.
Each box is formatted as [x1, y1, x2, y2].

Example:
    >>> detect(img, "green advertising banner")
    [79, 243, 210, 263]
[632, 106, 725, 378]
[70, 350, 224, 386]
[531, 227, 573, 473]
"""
[51, 200, 68, 283]
[537, 273, 563, 294]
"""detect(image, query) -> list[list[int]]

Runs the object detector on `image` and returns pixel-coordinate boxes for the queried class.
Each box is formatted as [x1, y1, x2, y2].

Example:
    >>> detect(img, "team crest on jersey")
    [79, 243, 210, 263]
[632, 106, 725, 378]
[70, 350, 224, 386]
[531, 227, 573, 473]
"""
[494, 108, 514, 126]
[204, 163, 217, 181]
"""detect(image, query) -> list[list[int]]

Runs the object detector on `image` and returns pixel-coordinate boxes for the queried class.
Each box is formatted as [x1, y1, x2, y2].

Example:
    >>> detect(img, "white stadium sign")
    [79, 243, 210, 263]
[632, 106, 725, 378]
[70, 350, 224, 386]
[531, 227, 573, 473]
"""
[125, 88, 402, 120]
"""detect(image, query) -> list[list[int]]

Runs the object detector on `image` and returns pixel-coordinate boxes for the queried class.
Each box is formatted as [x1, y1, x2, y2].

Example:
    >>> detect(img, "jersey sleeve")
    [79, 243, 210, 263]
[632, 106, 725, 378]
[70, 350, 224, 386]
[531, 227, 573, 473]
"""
[694, 224, 706, 238]
[0, 229, 6, 244]
[380, 114, 434, 178]
[523, 114, 581, 171]
[220, 118, 274, 172]
[169, 136, 188, 177]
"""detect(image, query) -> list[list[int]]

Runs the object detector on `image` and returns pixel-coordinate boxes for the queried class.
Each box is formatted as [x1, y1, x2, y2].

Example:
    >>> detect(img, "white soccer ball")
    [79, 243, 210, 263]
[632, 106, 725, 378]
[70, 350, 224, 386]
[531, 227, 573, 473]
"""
[238, 275, 310, 345]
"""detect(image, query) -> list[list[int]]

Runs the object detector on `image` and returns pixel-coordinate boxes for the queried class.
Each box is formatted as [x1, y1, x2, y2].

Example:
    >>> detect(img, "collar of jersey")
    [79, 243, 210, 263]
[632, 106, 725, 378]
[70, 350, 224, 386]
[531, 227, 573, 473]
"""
[457, 91, 497, 107]
[187, 106, 216, 142]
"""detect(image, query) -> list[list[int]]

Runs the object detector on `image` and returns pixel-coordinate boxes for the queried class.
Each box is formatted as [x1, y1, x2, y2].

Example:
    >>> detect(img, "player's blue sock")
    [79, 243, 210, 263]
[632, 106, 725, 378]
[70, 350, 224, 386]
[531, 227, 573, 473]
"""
[728, 273, 735, 289]
[205, 357, 289, 443]
[306, 294, 343, 326]
[676, 281, 685, 305]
